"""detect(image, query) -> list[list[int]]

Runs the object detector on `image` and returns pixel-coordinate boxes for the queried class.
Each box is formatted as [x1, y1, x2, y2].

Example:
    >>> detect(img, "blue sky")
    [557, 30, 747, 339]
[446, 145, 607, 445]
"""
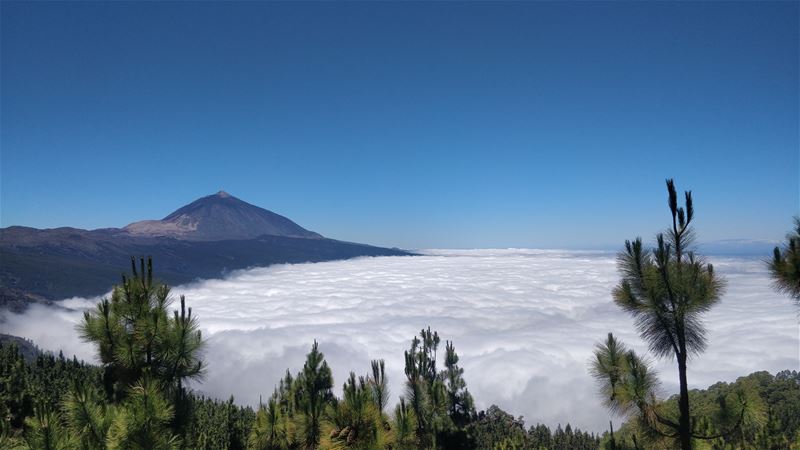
[1, 1, 797, 249]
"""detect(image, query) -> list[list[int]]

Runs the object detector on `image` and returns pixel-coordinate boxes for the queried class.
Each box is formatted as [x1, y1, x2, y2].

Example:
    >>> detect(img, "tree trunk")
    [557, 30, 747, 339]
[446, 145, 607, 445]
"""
[677, 350, 692, 450]
[609, 420, 616, 450]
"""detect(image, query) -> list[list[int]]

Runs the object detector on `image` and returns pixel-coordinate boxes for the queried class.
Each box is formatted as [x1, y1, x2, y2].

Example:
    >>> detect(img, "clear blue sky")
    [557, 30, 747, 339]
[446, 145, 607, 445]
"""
[1, 1, 797, 249]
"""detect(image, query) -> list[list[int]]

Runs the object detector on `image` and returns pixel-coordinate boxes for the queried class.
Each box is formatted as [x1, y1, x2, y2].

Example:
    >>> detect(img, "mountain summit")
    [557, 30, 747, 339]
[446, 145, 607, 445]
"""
[123, 191, 322, 241]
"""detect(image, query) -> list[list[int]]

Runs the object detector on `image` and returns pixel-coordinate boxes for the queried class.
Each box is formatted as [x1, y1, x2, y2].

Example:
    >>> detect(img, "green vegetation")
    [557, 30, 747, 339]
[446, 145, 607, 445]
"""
[592, 179, 759, 450]
[3, 340, 796, 449]
[401, 327, 475, 448]
[608, 370, 800, 450]
[0, 324, 601, 449]
[770, 217, 800, 305]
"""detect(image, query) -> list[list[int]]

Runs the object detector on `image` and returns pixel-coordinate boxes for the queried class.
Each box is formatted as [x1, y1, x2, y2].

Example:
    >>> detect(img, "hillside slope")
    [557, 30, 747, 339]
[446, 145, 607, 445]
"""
[0, 192, 411, 306]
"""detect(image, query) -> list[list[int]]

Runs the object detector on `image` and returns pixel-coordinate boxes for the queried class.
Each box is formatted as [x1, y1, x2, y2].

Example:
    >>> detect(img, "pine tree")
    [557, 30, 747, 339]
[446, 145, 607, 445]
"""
[607, 179, 725, 449]
[324, 372, 384, 449]
[391, 398, 418, 450]
[441, 341, 474, 427]
[79, 257, 204, 406]
[368, 360, 389, 416]
[78, 256, 204, 438]
[401, 328, 475, 449]
[62, 380, 114, 449]
[403, 327, 441, 448]
[590, 333, 663, 445]
[297, 341, 333, 449]
[105, 376, 180, 450]
[769, 217, 800, 305]
[248, 396, 292, 450]
[21, 405, 74, 450]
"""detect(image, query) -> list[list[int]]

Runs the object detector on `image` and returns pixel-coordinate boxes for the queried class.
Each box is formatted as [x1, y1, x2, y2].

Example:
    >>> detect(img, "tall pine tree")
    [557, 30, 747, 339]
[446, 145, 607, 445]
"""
[769, 217, 800, 305]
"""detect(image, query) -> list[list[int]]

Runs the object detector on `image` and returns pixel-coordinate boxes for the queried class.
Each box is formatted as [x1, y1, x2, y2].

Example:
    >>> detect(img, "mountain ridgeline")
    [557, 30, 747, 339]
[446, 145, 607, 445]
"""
[0, 192, 410, 308]
[123, 191, 322, 241]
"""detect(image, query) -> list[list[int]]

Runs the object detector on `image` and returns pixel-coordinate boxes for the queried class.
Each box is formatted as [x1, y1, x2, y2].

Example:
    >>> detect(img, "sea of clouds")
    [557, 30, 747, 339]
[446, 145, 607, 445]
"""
[3, 249, 798, 433]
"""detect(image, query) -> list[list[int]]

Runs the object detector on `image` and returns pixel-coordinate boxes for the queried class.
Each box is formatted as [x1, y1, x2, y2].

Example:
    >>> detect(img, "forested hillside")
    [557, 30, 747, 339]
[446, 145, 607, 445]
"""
[2, 335, 798, 449]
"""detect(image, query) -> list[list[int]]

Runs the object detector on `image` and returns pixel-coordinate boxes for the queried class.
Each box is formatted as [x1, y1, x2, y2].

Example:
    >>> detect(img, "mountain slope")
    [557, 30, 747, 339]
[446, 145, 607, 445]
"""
[123, 191, 321, 240]
[0, 192, 411, 306]
[0, 232, 408, 301]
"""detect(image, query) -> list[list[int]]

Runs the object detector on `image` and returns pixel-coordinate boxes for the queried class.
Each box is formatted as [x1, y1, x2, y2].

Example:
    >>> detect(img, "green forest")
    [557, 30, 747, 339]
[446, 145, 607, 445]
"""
[1, 181, 799, 450]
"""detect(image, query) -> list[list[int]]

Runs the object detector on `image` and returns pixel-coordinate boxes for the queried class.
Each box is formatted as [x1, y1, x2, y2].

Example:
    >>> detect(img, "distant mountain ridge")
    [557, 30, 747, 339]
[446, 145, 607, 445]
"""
[698, 238, 781, 256]
[0, 192, 411, 308]
[124, 191, 322, 241]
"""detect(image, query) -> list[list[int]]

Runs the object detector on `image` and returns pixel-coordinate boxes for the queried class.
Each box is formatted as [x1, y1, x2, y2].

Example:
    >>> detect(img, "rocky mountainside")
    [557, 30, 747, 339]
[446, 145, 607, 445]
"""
[123, 191, 322, 241]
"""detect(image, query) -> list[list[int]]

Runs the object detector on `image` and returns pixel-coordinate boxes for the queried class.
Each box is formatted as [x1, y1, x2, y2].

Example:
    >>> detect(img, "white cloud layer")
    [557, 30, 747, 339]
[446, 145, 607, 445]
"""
[3, 249, 798, 433]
